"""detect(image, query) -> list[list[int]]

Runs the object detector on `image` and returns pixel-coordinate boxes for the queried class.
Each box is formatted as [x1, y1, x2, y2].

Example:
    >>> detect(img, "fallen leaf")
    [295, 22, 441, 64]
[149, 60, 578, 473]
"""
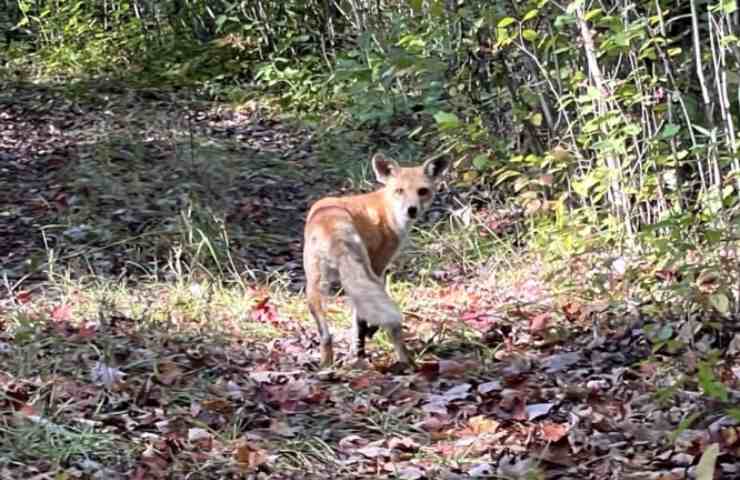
[251, 297, 279, 324]
[468, 415, 499, 435]
[468, 463, 495, 477]
[439, 359, 477, 377]
[526, 403, 554, 421]
[541, 422, 570, 442]
[338, 434, 369, 451]
[202, 399, 233, 414]
[696, 443, 719, 480]
[561, 301, 583, 322]
[15, 291, 32, 304]
[388, 436, 419, 452]
[188, 427, 211, 442]
[542, 352, 581, 373]
[90, 361, 125, 388]
[234, 440, 268, 472]
[155, 361, 183, 386]
[478, 380, 502, 394]
[529, 313, 550, 334]
[357, 445, 391, 458]
[51, 304, 72, 323]
[396, 465, 425, 480]
[443, 383, 472, 401]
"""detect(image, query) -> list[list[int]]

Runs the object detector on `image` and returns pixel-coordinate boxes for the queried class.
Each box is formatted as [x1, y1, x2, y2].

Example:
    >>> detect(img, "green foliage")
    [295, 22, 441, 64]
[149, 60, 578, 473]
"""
[697, 356, 729, 402]
[13, 0, 145, 75]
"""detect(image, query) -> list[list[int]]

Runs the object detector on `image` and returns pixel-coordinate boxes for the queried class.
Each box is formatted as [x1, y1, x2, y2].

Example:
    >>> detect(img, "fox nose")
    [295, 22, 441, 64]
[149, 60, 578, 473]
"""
[407, 206, 418, 219]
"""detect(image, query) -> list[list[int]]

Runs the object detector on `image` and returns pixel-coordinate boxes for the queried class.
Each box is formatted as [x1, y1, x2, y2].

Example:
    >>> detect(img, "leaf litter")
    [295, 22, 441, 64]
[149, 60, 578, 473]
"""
[0, 81, 739, 478]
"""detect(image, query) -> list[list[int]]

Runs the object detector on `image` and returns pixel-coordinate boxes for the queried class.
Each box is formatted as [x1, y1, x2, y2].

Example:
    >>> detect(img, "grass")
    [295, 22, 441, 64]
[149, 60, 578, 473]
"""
[1, 207, 522, 476]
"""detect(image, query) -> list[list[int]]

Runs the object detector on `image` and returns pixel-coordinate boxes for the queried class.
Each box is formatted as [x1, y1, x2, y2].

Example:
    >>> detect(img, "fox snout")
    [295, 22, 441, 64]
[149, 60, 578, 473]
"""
[407, 206, 418, 219]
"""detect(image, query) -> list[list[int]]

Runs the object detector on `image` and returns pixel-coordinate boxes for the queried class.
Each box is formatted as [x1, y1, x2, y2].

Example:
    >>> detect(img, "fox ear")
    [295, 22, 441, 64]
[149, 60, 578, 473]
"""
[423, 156, 449, 180]
[372, 153, 399, 184]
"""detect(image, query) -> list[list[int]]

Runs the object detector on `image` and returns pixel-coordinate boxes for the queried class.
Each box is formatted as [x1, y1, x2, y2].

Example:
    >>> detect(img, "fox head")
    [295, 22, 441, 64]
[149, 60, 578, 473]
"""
[372, 153, 449, 232]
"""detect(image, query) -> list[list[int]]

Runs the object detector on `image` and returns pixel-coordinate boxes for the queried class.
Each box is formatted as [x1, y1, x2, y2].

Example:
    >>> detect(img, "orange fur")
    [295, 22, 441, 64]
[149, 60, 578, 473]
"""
[303, 153, 448, 367]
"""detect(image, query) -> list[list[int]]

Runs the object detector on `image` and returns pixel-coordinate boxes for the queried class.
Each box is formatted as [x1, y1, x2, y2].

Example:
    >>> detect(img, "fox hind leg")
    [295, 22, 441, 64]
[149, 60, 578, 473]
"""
[305, 257, 334, 367]
[349, 285, 412, 367]
[350, 308, 379, 359]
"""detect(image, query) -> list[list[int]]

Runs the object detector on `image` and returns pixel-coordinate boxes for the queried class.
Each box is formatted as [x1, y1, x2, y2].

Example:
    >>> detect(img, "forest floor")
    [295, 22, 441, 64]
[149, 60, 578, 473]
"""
[1, 80, 739, 479]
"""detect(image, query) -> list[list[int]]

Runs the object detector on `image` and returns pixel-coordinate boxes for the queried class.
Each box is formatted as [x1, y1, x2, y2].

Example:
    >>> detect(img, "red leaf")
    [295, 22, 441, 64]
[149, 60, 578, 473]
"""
[251, 297, 278, 324]
[349, 372, 373, 390]
[438, 359, 469, 378]
[77, 322, 97, 339]
[529, 313, 550, 334]
[416, 361, 440, 381]
[15, 291, 31, 304]
[541, 422, 570, 442]
[561, 302, 583, 322]
[52, 304, 72, 322]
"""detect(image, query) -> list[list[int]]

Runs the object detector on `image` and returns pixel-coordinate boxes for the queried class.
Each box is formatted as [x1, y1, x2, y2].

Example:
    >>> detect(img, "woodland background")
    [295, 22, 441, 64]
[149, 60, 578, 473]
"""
[1, 0, 740, 479]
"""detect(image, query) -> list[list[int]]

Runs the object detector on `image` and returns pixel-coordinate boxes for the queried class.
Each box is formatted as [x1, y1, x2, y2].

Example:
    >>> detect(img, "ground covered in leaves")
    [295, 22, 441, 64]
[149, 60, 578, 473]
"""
[1, 81, 740, 479]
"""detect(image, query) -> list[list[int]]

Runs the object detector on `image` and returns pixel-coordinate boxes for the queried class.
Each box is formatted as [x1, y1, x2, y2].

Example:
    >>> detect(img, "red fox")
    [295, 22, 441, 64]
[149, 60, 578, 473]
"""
[303, 153, 449, 368]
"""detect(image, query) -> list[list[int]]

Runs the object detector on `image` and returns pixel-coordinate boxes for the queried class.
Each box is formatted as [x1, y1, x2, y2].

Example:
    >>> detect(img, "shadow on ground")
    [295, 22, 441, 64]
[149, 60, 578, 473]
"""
[0, 79, 374, 293]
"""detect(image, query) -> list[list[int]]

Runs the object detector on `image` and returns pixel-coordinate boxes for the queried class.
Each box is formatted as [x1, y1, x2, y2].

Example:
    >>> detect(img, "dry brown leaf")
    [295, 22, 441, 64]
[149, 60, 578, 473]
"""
[529, 313, 551, 334]
[201, 398, 233, 414]
[155, 361, 183, 386]
[233, 440, 268, 472]
[469, 415, 500, 435]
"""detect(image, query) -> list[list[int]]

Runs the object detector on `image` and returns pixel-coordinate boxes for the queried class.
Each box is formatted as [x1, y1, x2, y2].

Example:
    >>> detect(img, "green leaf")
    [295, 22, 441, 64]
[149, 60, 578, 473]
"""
[430, 0, 444, 16]
[584, 8, 603, 21]
[698, 361, 729, 401]
[696, 443, 720, 480]
[554, 14, 577, 29]
[656, 324, 673, 341]
[721, 0, 738, 14]
[721, 34, 739, 48]
[522, 29, 539, 42]
[728, 408, 740, 421]
[408, 0, 423, 13]
[522, 9, 539, 22]
[494, 169, 521, 186]
[498, 17, 517, 28]
[434, 111, 461, 130]
[529, 112, 543, 126]
[709, 293, 730, 316]
[669, 412, 700, 443]
[660, 123, 681, 139]
[472, 154, 491, 170]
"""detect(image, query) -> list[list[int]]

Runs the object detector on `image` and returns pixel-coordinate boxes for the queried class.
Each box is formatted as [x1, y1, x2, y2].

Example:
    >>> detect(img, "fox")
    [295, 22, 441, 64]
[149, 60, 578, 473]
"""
[303, 152, 449, 368]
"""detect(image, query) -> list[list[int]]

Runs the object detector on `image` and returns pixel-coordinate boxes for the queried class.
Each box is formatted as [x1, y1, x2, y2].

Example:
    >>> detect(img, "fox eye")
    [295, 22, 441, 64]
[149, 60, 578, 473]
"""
[418, 188, 430, 196]
[395, 188, 404, 195]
